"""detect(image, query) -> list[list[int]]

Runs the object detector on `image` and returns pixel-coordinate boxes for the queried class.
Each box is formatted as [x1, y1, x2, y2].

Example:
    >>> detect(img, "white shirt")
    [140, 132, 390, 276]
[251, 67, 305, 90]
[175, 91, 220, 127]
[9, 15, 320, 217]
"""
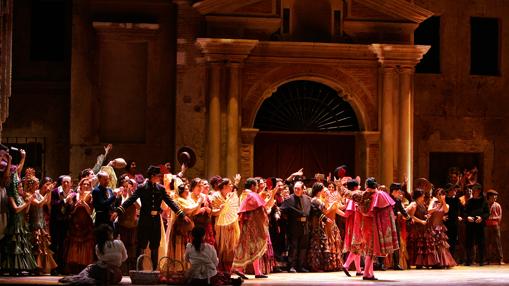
[184, 242, 218, 280]
[95, 240, 128, 267]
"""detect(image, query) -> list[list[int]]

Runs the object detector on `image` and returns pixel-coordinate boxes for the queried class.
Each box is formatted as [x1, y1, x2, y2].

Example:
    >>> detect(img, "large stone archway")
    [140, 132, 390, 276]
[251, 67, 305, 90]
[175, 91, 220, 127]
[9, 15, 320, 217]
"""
[242, 65, 376, 132]
[240, 68, 379, 181]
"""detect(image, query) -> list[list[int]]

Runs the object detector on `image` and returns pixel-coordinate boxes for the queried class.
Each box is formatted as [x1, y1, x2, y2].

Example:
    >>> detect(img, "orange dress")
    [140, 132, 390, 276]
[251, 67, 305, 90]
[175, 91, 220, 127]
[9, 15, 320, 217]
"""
[64, 194, 95, 273]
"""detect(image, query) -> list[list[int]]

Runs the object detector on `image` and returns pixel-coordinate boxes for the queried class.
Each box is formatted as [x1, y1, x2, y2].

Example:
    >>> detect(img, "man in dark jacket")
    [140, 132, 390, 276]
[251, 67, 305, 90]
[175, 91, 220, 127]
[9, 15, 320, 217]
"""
[111, 165, 191, 270]
[280, 181, 311, 273]
[92, 171, 116, 227]
[464, 184, 490, 266]
[444, 183, 462, 258]
[389, 183, 410, 270]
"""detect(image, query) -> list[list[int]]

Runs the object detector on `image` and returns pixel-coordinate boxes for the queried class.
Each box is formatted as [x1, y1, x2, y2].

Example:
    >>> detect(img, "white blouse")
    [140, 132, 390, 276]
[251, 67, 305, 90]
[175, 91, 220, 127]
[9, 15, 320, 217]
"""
[184, 242, 218, 280]
[95, 240, 128, 267]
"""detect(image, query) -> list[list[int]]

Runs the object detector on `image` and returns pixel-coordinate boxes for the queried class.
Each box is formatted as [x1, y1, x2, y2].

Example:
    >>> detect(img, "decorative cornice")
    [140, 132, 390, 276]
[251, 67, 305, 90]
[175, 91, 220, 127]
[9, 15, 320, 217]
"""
[204, 15, 281, 33]
[250, 41, 378, 61]
[92, 22, 160, 31]
[196, 38, 259, 62]
[193, 0, 264, 15]
[369, 44, 430, 67]
[354, 0, 433, 23]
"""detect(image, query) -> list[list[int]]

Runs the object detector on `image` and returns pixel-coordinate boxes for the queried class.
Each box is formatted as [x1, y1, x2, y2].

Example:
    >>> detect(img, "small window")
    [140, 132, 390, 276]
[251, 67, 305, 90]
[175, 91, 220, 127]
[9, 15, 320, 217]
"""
[470, 17, 500, 76]
[30, 0, 69, 61]
[334, 10, 341, 36]
[415, 16, 440, 74]
[282, 8, 290, 34]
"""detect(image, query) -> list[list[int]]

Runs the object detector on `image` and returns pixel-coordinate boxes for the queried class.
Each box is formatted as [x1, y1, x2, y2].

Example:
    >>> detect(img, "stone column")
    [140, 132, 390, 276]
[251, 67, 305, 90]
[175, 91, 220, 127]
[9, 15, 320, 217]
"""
[0, 0, 13, 138]
[380, 67, 396, 185]
[226, 62, 241, 178]
[207, 62, 222, 178]
[398, 67, 414, 191]
[370, 44, 430, 190]
[195, 38, 258, 178]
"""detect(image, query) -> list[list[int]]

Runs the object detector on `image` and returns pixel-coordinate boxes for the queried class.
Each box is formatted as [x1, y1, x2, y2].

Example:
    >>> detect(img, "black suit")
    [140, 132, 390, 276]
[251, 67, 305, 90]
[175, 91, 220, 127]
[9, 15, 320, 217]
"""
[280, 194, 311, 270]
[464, 196, 490, 265]
[445, 196, 462, 257]
[116, 181, 183, 270]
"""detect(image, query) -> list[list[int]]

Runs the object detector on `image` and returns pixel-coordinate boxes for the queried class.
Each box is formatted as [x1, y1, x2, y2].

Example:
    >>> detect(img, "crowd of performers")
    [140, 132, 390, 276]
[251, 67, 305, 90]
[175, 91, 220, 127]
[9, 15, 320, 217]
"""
[0, 145, 504, 284]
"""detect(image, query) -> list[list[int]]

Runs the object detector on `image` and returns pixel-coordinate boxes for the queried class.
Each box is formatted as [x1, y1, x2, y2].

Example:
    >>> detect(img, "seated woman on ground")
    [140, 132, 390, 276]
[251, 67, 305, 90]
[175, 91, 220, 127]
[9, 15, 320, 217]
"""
[185, 226, 242, 286]
[59, 224, 127, 285]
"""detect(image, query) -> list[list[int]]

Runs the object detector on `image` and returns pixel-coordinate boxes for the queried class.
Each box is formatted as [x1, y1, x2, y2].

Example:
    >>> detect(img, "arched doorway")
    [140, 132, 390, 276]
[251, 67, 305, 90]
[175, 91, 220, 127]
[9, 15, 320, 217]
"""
[253, 80, 360, 181]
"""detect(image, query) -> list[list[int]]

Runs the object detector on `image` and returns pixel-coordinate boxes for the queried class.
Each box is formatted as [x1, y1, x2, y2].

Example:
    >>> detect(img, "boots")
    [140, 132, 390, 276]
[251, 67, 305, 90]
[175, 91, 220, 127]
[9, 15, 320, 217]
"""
[374, 257, 385, 271]
[392, 251, 403, 270]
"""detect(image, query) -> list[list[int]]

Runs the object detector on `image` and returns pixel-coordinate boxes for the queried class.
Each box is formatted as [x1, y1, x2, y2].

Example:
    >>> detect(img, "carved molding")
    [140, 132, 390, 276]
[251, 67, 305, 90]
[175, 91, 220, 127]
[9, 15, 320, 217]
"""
[370, 44, 431, 68]
[193, 0, 265, 15]
[196, 38, 258, 62]
[354, 0, 433, 23]
[92, 22, 160, 39]
[250, 41, 378, 61]
[204, 15, 281, 34]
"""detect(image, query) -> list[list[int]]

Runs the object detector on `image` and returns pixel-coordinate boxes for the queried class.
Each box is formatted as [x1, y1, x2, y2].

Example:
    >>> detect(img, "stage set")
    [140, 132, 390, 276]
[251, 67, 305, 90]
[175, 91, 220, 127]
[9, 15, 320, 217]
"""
[0, 266, 508, 285]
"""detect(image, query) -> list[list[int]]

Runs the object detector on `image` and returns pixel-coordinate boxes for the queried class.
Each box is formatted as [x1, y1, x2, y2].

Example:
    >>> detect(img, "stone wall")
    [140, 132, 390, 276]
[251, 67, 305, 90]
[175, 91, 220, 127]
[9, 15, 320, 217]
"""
[415, 0, 509, 261]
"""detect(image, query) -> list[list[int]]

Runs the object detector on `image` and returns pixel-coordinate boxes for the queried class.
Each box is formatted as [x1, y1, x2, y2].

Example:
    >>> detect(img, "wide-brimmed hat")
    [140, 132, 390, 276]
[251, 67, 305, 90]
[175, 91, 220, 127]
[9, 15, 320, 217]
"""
[177, 146, 196, 168]
[486, 189, 499, 196]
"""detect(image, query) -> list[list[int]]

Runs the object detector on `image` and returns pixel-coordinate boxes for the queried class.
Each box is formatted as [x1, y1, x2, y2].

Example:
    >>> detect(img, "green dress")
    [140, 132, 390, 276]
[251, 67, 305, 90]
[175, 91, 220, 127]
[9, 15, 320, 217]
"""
[0, 173, 37, 273]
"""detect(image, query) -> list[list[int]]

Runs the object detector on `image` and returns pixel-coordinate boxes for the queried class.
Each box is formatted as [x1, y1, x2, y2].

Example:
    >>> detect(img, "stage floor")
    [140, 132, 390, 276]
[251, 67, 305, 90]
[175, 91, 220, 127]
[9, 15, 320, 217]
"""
[0, 265, 507, 285]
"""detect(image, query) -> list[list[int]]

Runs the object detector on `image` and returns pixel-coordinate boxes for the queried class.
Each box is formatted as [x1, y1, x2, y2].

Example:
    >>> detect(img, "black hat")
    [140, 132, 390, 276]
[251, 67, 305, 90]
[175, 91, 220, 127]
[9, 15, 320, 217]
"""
[346, 179, 359, 190]
[390, 183, 402, 191]
[177, 146, 196, 168]
[146, 165, 161, 178]
[365, 177, 378, 189]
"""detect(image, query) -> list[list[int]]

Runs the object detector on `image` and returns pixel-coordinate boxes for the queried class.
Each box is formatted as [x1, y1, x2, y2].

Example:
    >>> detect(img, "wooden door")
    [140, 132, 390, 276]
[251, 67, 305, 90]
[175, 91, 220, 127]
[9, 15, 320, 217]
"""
[254, 132, 355, 183]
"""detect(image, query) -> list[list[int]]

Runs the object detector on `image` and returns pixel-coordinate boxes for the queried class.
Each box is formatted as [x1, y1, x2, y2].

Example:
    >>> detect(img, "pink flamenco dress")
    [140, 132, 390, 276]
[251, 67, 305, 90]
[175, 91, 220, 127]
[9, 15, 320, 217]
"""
[232, 192, 269, 274]
[359, 190, 399, 279]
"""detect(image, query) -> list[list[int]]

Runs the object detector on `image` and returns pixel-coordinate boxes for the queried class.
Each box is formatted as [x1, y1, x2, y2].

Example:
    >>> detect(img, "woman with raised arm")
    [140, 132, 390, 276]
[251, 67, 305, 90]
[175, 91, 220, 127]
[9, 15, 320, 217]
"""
[427, 188, 456, 268]
[0, 150, 38, 275]
[25, 171, 57, 275]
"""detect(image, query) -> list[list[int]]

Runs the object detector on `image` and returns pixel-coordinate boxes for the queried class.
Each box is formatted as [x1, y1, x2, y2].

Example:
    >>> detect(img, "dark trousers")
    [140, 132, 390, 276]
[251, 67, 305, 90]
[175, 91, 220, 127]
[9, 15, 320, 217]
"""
[287, 221, 309, 269]
[136, 215, 161, 270]
[466, 223, 485, 265]
[445, 222, 458, 257]
[95, 211, 113, 228]
[50, 220, 68, 272]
